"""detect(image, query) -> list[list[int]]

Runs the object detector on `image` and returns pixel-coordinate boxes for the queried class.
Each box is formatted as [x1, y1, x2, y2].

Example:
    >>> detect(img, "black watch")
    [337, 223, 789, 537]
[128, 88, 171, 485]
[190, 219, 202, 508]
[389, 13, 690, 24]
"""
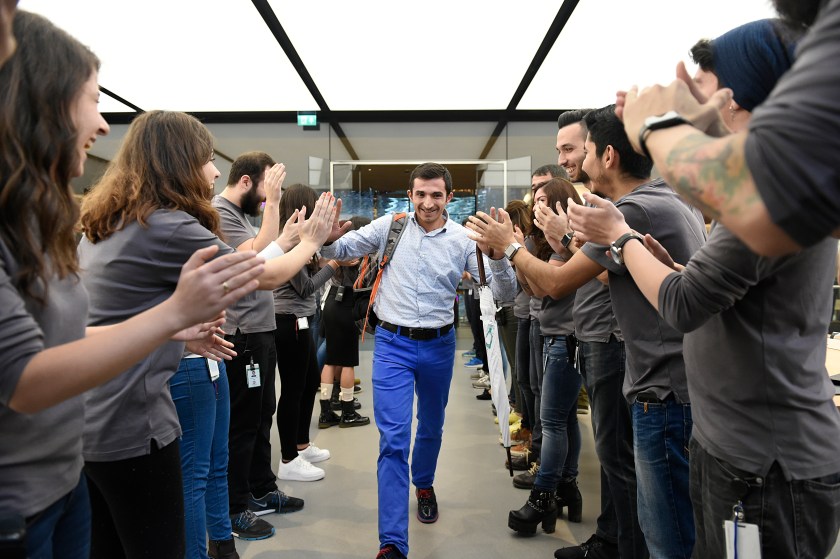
[609, 232, 644, 265]
[638, 111, 690, 160]
[560, 232, 574, 248]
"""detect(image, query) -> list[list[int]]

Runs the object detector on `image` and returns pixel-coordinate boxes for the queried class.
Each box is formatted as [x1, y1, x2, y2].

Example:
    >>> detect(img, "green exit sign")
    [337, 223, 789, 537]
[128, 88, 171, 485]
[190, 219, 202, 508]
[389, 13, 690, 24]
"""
[297, 113, 317, 127]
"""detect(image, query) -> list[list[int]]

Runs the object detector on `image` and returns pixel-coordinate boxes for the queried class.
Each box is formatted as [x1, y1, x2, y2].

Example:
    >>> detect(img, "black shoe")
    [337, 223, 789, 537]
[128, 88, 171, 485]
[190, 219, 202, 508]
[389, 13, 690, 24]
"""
[508, 487, 557, 534]
[376, 544, 407, 559]
[340, 399, 371, 428]
[354, 384, 362, 394]
[555, 478, 583, 523]
[505, 450, 534, 471]
[513, 461, 539, 489]
[554, 534, 619, 559]
[318, 399, 341, 428]
[416, 486, 439, 523]
[331, 396, 361, 411]
[208, 538, 240, 559]
[230, 510, 274, 540]
[476, 389, 492, 400]
[248, 489, 304, 515]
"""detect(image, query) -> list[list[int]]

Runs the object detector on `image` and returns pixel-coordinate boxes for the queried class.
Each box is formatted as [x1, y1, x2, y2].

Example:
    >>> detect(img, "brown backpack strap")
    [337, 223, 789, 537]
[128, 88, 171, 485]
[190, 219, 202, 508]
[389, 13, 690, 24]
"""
[361, 212, 407, 341]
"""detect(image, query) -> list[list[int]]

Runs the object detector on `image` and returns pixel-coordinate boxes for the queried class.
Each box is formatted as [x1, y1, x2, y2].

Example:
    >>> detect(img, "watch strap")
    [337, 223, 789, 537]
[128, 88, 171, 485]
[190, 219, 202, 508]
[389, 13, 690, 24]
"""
[638, 111, 690, 160]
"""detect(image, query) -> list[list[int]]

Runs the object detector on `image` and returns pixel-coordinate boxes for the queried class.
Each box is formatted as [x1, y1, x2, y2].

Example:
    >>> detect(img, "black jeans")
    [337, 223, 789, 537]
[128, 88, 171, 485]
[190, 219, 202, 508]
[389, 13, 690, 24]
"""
[85, 441, 185, 559]
[579, 338, 647, 558]
[690, 438, 840, 558]
[464, 293, 488, 369]
[274, 314, 319, 461]
[224, 329, 278, 513]
[515, 317, 533, 430]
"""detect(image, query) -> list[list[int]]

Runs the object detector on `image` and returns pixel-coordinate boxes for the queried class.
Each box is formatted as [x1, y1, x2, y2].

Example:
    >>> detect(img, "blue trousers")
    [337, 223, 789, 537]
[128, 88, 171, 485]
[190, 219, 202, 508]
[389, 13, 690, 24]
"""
[632, 398, 694, 559]
[171, 357, 233, 558]
[372, 325, 456, 557]
[26, 473, 90, 559]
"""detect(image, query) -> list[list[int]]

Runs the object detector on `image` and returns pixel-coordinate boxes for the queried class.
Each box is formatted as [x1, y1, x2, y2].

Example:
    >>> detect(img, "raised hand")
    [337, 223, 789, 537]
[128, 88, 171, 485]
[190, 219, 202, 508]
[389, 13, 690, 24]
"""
[466, 209, 515, 255]
[300, 193, 337, 246]
[566, 193, 630, 246]
[171, 246, 264, 327]
[534, 201, 570, 250]
[276, 209, 301, 250]
[327, 198, 353, 242]
[263, 163, 286, 206]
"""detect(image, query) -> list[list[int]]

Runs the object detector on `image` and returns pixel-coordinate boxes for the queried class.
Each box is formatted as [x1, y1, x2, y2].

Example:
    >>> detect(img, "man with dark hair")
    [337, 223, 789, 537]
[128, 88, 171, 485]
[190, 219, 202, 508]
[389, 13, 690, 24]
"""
[547, 111, 645, 559]
[321, 162, 517, 559]
[617, 0, 840, 257]
[212, 153, 304, 541]
[468, 106, 706, 559]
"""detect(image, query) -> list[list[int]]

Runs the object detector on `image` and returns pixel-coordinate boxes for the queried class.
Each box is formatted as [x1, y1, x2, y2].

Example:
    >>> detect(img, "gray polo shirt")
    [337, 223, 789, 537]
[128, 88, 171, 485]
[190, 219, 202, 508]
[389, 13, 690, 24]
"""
[272, 264, 336, 318]
[212, 195, 275, 335]
[582, 179, 706, 403]
[0, 240, 88, 517]
[574, 278, 620, 343]
[659, 224, 840, 480]
[78, 210, 231, 461]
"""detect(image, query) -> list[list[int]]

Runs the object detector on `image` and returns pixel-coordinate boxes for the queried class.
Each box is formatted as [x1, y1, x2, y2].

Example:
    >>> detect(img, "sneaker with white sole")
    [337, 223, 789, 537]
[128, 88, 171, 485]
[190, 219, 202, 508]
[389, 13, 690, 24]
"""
[298, 444, 330, 463]
[464, 357, 485, 369]
[471, 375, 490, 389]
[230, 510, 275, 540]
[277, 456, 325, 482]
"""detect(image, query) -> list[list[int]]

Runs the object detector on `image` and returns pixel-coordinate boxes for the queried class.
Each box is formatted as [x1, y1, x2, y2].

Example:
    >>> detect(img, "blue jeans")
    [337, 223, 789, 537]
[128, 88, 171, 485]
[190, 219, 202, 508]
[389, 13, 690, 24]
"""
[632, 398, 694, 559]
[690, 438, 840, 558]
[533, 335, 581, 490]
[26, 474, 90, 559]
[171, 357, 233, 558]
[372, 325, 456, 557]
[529, 318, 545, 455]
[579, 338, 646, 558]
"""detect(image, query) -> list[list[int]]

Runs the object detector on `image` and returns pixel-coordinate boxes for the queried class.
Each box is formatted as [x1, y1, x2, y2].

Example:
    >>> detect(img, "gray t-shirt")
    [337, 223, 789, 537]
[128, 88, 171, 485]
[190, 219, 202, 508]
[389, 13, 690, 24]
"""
[659, 224, 840, 479]
[0, 240, 89, 517]
[574, 278, 620, 343]
[513, 288, 530, 319]
[272, 264, 335, 318]
[582, 179, 706, 403]
[539, 253, 575, 336]
[78, 210, 231, 461]
[212, 195, 275, 335]
[525, 237, 543, 318]
[745, 0, 840, 247]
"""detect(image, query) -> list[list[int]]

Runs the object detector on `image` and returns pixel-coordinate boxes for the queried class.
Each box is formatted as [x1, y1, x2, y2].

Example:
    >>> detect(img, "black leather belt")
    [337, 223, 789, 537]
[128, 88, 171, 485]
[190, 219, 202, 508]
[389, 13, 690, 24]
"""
[635, 391, 673, 404]
[379, 321, 453, 340]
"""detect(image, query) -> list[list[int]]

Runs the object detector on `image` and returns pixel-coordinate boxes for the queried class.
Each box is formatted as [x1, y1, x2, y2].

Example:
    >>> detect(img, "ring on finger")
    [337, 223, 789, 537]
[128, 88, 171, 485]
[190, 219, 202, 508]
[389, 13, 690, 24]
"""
[222, 281, 230, 294]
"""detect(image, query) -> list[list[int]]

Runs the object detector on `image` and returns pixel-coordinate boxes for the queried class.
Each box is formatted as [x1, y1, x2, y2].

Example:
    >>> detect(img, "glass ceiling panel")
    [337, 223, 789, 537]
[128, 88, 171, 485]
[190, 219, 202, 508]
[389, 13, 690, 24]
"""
[20, 0, 318, 112]
[519, 0, 779, 110]
[271, 0, 562, 111]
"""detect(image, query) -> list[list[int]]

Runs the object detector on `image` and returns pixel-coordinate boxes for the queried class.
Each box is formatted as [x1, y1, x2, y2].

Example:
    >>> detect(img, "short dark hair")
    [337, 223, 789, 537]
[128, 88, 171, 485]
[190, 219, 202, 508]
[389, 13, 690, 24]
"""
[408, 162, 452, 194]
[557, 109, 592, 130]
[532, 164, 567, 179]
[227, 151, 275, 187]
[689, 38, 714, 72]
[583, 105, 652, 180]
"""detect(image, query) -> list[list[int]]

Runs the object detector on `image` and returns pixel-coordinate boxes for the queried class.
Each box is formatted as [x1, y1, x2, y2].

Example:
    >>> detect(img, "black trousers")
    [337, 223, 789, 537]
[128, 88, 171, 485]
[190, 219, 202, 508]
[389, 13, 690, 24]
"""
[85, 440, 185, 559]
[463, 292, 488, 369]
[224, 329, 278, 513]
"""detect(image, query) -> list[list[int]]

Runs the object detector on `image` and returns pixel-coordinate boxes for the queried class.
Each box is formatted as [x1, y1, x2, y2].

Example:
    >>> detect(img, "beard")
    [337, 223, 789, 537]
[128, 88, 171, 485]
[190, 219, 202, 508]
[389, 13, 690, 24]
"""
[772, 0, 826, 27]
[241, 186, 264, 217]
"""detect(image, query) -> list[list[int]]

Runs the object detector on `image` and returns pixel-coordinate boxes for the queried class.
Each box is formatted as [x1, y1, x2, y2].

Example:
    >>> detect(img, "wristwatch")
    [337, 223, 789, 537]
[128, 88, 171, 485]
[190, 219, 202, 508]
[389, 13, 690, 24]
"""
[504, 242, 524, 261]
[560, 232, 574, 248]
[638, 111, 690, 160]
[609, 232, 644, 265]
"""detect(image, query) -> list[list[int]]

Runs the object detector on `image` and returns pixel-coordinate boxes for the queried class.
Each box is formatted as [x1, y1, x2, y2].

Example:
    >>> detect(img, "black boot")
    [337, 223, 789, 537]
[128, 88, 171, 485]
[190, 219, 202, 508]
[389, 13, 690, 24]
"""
[339, 399, 370, 428]
[318, 399, 341, 429]
[508, 488, 557, 534]
[555, 478, 582, 523]
[208, 538, 240, 559]
[330, 381, 341, 410]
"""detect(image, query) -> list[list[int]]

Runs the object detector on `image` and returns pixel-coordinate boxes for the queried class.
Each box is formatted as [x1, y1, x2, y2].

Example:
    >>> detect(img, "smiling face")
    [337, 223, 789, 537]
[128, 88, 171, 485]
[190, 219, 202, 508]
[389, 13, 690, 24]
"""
[556, 123, 589, 184]
[408, 177, 452, 232]
[202, 155, 220, 192]
[70, 71, 109, 178]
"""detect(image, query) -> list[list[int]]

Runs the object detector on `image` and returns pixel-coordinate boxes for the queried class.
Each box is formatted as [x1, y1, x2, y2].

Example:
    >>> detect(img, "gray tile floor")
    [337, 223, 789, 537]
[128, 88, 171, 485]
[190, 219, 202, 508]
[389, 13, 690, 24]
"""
[235, 326, 840, 558]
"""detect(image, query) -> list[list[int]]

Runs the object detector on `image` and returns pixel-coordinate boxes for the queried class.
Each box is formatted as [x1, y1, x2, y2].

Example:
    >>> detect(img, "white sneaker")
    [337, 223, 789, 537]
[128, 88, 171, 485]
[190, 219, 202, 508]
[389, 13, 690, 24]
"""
[298, 444, 330, 463]
[277, 456, 325, 482]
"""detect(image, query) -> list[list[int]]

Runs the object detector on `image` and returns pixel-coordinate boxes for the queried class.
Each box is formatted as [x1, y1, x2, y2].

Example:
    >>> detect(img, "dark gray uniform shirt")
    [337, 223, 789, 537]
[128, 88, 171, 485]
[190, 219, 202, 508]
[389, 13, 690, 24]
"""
[78, 210, 231, 461]
[582, 179, 706, 403]
[573, 278, 620, 343]
[212, 195, 275, 335]
[0, 240, 89, 517]
[659, 224, 840, 479]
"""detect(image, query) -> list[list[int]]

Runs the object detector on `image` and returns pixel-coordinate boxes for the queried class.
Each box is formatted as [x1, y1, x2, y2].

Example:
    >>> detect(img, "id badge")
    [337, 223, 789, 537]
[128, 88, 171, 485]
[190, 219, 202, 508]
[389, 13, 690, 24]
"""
[297, 316, 309, 330]
[724, 520, 761, 559]
[206, 358, 220, 381]
[247, 362, 261, 388]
